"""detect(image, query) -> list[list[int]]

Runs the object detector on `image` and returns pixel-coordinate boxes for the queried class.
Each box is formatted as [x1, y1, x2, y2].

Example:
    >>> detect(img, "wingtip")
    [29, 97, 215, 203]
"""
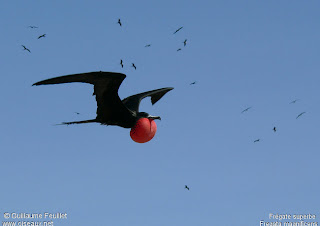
[32, 82, 40, 86]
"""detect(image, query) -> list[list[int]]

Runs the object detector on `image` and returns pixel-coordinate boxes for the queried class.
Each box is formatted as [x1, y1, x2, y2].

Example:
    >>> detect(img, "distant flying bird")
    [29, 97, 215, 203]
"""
[120, 59, 123, 68]
[183, 39, 187, 46]
[118, 19, 122, 26]
[273, 127, 276, 132]
[74, 112, 80, 115]
[254, 139, 260, 143]
[296, 112, 306, 119]
[190, 81, 196, 85]
[185, 185, 189, 190]
[290, 99, 299, 104]
[177, 48, 182, 52]
[38, 34, 46, 39]
[132, 63, 136, 70]
[33, 71, 174, 128]
[22, 45, 31, 53]
[241, 107, 251, 114]
[28, 26, 38, 29]
[145, 44, 151, 47]
[173, 26, 183, 34]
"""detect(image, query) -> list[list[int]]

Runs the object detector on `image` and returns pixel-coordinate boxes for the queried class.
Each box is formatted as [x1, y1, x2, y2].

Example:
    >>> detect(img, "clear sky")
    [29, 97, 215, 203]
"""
[1, 0, 320, 225]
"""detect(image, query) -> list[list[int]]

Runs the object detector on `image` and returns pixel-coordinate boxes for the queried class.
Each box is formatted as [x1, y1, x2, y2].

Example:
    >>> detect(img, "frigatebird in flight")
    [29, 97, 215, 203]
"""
[185, 185, 189, 190]
[118, 19, 122, 27]
[190, 81, 196, 85]
[38, 34, 46, 39]
[145, 44, 151, 47]
[273, 127, 276, 132]
[28, 26, 38, 29]
[173, 26, 183, 34]
[241, 107, 251, 114]
[290, 99, 299, 104]
[296, 112, 306, 119]
[254, 139, 260, 143]
[132, 63, 136, 70]
[22, 45, 31, 53]
[120, 59, 123, 68]
[183, 39, 187, 46]
[33, 71, 173, 128]
[177, 48, 182, 52]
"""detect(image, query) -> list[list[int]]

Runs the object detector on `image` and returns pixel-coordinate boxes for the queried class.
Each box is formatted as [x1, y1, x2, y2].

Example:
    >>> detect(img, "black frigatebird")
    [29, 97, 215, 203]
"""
[190, 81, 196, 85]
[241, 107, 251, 114]
[28, 26, 38, 29]
[185, 185, 189, 190]
[273, 127, 276, 132]
[290, 99, 299, 104]
[183, 39, 187, 46]
[120, 59, 123, 68]
[132, 63, 136, 70]
[33, 71, 173, 128]
[173, 26, 183, 34]
[177, 48, 182, 52]
[145, 44, 151, 47]
[296, 112, 306, 119]
[254, 139, 260, 143]
[38, 34, 46, 39]
[118, 19, 122, 26]
[22, 45, 31, 53]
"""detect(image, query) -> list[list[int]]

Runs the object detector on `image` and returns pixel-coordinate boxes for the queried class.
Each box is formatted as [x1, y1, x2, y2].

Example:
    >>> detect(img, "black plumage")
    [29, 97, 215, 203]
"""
[33, 71, 173, 128]
[22, 45, 31, 53]
[38, 34, 46, 39]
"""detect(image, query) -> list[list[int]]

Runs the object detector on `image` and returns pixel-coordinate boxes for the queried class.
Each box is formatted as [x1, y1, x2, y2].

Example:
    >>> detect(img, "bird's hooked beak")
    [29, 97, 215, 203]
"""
[148, 115, 161, 121]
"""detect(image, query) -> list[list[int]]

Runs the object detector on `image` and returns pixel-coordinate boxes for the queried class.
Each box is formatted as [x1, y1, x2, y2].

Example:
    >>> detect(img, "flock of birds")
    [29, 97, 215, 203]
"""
[241, 98, 306, 143]
[116, 19, 193, 85]
[21, 26, 46, 53]
[26, 19, 196, 191]
[24, 19, 308, 193]
[22, 20, 196, 86]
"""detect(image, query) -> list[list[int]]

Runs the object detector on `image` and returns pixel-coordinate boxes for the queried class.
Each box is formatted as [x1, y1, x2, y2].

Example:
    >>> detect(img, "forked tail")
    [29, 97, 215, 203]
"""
[56, 119, 98, 126]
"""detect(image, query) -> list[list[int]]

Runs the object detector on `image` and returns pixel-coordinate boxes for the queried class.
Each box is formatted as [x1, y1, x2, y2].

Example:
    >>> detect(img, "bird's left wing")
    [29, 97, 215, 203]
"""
[33, 71, 136, 127]
[122, 87, 174, 113]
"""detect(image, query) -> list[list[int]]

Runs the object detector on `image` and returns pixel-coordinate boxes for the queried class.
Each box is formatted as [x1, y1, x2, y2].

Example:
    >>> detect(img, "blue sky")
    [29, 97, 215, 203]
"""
[1, 0, 320, 225]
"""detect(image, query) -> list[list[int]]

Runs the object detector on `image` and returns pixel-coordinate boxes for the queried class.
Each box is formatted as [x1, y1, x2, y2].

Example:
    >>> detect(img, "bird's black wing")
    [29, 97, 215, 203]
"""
[122, 87, 174, 113]
[33, 71, 136, 128]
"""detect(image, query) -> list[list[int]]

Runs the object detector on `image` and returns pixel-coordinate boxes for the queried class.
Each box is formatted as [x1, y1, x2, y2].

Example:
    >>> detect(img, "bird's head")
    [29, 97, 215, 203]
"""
[137, 112, 161, 121]
[130, 112, 160, 143]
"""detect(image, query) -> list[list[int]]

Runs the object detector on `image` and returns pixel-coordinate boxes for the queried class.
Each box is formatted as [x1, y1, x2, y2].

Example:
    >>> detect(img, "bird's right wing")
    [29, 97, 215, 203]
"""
[122, 87, 174, 113]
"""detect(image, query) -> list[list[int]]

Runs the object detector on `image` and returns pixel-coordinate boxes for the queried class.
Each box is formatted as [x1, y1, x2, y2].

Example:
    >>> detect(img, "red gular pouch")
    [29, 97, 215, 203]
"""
[130, 118, 157, 143]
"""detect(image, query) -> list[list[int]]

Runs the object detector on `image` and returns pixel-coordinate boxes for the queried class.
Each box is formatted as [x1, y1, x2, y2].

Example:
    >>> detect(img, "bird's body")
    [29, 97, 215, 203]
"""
[190, 81, 196, 85]
[38, 34, 46, 39]
[22, 45, 31, 53]
[173, 26, 183, 34]
[273, 127, 276, 132]
[177, 48, 182, 52]
[132, 63, 136, 70]
[120, 59, 123, 68]
[241, 107, 251, 114]
[185, 185, 189, 190]
[33, 71, 173, 129]
[296, 112, 306, 119]
[28, 26, 38, 29]
[254, 139, 260, 143]
[118, 19, 122, 26]
[145, 44, 151, 47]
